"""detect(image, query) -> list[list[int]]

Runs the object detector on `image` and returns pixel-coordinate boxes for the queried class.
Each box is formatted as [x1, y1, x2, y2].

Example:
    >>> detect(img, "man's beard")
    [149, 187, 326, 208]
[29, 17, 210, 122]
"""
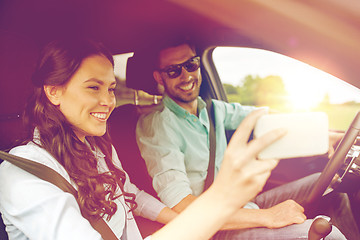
[165, 79, 201, 104]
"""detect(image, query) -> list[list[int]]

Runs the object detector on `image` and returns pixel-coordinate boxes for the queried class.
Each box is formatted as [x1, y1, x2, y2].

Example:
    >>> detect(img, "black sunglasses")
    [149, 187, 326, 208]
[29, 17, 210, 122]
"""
[159, 56, 201, 79]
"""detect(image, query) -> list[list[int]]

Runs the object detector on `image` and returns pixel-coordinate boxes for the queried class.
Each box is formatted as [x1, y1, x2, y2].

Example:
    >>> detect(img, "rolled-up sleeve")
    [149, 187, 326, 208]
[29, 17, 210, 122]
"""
[136, 112, 193, 208]
[213, 100, 258, 130]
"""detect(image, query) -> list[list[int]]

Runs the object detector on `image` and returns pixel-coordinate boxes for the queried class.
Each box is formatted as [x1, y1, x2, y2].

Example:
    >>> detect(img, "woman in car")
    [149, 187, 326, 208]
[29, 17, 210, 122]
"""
[0, 38, 287, 240]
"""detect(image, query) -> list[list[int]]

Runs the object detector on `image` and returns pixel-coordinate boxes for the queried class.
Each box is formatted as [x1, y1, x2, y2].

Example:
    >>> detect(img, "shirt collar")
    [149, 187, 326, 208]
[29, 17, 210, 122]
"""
[85, 139, 106, 159]
[33, 127, 41, 145]
[163, 94, 207, 118]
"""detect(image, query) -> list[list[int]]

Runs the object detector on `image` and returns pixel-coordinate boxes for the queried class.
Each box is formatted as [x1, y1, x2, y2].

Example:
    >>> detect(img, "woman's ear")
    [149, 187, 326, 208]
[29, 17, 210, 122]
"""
[153, 71, 164, 86]
[43, 85, 63, 106]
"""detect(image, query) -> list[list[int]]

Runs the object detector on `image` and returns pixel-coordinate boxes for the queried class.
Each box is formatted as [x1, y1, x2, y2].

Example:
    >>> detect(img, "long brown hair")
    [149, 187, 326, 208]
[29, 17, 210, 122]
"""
[24, 39, 137, 220]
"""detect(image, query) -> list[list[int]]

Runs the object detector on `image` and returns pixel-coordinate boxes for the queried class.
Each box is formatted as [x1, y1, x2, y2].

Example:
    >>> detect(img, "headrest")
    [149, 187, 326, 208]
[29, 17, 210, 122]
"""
[126, 50, 161, 96]
[125, 33, 196, 96]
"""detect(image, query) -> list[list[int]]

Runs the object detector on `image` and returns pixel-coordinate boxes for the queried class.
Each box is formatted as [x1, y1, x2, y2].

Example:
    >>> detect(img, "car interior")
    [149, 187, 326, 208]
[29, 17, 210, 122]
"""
[1, 0, 360, 239]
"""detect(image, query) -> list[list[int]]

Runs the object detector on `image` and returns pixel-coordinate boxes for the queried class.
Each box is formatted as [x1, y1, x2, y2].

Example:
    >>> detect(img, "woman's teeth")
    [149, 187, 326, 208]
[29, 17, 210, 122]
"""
[91, 113, 107, 120]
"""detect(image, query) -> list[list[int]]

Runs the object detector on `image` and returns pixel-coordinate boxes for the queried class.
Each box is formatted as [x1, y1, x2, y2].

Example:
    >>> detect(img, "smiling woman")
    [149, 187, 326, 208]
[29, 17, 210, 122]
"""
[0, 38, 288, 240]
[0, 39, 145, 239]
[44, 55, 117, 142]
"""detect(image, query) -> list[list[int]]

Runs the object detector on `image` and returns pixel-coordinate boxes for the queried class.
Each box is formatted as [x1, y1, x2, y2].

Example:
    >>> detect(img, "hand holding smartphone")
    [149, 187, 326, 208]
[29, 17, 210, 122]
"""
[254, 112, 329, 159]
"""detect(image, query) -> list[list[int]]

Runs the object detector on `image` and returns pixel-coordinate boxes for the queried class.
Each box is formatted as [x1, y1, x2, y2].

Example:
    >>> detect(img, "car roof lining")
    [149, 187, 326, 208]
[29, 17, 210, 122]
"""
[1, 0, 360, 109]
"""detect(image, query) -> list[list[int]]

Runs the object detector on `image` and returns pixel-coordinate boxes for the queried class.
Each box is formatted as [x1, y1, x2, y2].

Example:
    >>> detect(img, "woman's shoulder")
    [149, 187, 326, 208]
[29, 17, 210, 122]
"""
[10, 142, 48, 157]
[10, 142, 57, 166]
[0, 143, 79, 229]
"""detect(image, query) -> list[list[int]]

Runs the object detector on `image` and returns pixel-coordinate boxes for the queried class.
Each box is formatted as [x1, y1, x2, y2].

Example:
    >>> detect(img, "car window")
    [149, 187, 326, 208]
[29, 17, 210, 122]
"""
[212, 47, 360, 131]
[113, 53, 161, 107]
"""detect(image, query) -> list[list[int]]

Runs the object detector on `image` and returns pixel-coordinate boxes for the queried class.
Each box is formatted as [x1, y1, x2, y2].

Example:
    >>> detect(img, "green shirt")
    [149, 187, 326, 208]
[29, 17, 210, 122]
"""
[136, 95, 257, 207]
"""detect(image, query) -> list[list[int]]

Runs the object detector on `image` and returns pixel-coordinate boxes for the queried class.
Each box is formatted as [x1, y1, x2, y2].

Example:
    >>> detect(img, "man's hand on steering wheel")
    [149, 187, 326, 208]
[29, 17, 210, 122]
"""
[328, 131, 345, 158]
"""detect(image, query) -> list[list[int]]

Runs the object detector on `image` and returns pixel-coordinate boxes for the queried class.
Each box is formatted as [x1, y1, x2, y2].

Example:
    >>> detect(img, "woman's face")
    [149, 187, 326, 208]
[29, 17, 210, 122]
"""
[48, 55, 116, 142]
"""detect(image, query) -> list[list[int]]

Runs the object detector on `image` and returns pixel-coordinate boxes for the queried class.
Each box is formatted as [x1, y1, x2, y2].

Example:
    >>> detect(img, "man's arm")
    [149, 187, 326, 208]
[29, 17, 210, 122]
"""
[155, 207, 178, 224]
[136, 112, 195, 207]
[224, 200, 306, 229]
[172, 194, 306, 230]
[172, 194, 197, 213]
[151, 109, 285, 240]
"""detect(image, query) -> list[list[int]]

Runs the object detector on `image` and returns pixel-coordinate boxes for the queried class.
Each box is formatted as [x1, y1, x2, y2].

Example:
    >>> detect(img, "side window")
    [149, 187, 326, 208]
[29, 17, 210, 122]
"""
[113, 53, 161, 107]
[212, 47, 360, 131]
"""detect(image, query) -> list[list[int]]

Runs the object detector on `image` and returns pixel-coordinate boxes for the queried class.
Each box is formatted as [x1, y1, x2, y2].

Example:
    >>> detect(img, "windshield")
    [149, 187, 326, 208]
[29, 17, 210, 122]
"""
[212, 47, 360, 131]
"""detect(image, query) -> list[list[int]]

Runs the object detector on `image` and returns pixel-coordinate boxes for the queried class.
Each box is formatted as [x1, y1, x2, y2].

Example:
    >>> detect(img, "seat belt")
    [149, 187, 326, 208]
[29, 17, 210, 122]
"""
[0, 150, 118, 240]
[204, 100, 216, 191]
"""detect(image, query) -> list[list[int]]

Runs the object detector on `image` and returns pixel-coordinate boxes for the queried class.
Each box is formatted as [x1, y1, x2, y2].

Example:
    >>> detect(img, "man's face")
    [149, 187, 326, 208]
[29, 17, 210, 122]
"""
[155, 44, 202, 105]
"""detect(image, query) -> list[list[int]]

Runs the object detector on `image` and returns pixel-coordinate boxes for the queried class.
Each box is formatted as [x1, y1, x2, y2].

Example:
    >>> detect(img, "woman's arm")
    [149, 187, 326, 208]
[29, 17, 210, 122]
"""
[151, 109, 285, 240]
[155, 206, 178, 224]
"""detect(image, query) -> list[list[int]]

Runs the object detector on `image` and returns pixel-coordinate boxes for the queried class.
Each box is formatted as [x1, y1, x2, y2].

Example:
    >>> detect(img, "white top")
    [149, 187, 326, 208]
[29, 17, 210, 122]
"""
[0, 140, 166, 240]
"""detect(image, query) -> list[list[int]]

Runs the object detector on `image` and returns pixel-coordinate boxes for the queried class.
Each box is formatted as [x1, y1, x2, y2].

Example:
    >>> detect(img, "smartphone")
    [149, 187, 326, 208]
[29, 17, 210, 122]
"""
[253, 112, 329, 159]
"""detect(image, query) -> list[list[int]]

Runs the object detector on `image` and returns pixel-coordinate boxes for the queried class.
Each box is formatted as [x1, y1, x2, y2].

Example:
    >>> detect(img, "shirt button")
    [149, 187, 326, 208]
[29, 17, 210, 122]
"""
[193, 118, 198, 122]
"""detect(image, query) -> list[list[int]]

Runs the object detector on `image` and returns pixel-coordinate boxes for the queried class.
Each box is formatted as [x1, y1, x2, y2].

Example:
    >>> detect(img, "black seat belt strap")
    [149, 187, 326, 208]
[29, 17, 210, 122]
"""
[0, 150, 118, 240]
[204, 100, 216, 191]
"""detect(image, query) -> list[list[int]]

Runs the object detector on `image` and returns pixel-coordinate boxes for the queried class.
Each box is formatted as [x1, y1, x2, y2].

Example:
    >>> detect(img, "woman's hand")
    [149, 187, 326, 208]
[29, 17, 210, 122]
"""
[211, 109, 286, 210]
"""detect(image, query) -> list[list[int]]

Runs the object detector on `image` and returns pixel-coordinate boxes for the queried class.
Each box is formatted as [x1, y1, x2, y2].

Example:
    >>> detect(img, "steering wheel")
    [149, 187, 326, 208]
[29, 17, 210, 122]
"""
[306, 111, 360, 205]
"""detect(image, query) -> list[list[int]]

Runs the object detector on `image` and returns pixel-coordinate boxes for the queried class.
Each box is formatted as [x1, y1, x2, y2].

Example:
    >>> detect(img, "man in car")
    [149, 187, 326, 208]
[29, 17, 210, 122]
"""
[136, 39, 359, 239]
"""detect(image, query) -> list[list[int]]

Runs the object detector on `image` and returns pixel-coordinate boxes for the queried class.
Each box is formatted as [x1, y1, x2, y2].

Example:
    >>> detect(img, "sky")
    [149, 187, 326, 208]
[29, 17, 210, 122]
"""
[213, 47, 360, 110]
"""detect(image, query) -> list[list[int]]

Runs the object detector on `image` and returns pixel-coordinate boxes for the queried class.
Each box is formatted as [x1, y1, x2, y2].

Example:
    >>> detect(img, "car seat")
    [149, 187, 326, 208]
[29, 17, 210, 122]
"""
[108, 52, 164, 237]
[0, 34, 37, 151]
[0, 32, 39, 240]
[109, 103, 164, 237]
[116, 49, 215, 196]
[109, 49, 223, 237]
